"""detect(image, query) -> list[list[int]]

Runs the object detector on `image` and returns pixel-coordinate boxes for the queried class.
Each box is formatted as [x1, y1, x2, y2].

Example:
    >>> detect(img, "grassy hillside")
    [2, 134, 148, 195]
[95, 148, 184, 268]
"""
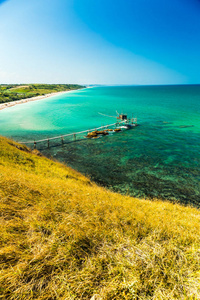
[0, 84, 84, 104]
[0, 136, 200, 299]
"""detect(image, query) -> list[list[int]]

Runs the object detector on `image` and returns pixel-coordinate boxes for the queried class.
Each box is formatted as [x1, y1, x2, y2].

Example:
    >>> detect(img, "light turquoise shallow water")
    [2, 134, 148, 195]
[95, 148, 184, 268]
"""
[0, 85, 200, 207]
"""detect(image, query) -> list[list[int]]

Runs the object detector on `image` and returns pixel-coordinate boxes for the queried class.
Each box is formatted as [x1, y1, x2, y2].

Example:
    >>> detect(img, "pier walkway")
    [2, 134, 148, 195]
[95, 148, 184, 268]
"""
[19, 120, 134, 149]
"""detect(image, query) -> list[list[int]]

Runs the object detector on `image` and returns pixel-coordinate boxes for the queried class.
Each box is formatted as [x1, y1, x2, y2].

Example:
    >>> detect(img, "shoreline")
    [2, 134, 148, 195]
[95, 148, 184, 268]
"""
[0, 89, 82, 111]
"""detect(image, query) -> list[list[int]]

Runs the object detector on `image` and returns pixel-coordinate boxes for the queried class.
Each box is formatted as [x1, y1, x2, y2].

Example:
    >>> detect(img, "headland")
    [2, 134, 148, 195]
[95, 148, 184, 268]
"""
[0, 84, 85, 111]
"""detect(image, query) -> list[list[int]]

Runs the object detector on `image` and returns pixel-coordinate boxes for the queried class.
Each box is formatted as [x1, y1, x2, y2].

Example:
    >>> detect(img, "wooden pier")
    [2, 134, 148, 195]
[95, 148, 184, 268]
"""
[19, 119, 137, 149]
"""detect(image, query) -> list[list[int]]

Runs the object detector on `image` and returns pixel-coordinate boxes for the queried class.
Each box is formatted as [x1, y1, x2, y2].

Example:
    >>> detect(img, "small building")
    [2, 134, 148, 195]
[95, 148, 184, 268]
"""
[117, 114, 127, 120]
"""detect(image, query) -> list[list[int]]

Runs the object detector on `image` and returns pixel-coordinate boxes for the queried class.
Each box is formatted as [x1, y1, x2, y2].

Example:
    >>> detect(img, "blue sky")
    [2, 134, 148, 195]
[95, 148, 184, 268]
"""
[0, 0, 200, 85]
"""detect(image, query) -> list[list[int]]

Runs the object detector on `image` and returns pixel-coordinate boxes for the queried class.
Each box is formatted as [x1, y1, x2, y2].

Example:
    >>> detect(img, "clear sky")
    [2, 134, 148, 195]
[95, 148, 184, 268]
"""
[0, 0, 200, 85]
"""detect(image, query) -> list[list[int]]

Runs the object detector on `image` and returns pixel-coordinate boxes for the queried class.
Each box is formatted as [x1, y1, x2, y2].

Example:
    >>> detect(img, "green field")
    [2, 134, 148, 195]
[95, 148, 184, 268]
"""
[0, 84, 84, 104]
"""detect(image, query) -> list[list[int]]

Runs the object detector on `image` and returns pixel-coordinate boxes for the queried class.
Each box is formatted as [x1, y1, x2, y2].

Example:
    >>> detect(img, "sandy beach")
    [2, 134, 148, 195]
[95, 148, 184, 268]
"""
[0, 90, 74, 111]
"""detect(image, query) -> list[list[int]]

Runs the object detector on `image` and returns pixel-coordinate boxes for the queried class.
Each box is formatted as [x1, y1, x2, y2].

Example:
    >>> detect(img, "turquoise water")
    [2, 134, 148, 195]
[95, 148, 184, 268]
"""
[0, 85, 200, 207]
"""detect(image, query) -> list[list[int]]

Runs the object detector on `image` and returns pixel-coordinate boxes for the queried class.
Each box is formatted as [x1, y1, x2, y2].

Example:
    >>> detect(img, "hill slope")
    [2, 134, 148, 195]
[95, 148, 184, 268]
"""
[0, 136, 199, 299]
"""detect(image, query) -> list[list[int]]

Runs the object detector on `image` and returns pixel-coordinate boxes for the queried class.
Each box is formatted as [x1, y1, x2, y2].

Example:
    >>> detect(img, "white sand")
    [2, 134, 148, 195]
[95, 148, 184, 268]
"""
[0, 90, 74, 111]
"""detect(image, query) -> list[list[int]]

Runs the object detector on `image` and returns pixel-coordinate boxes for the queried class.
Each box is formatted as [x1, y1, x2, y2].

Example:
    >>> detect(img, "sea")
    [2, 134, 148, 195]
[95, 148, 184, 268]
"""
[0, 85, 200, 207]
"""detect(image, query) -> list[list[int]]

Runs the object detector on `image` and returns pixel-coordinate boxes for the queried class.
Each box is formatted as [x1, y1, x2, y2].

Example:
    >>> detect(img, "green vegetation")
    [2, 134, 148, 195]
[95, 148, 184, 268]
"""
[0, 136, 200, 299]
[0, 84, 84, 104]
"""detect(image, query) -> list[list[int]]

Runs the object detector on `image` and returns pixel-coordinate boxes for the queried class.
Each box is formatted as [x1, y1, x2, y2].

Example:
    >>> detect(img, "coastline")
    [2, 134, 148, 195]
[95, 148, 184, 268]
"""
[0, 89, 81, 111]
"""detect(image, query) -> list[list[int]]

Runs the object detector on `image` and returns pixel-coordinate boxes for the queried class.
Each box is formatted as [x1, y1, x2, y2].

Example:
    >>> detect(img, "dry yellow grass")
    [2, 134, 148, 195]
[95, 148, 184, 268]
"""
[0, 136, 200, 299]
